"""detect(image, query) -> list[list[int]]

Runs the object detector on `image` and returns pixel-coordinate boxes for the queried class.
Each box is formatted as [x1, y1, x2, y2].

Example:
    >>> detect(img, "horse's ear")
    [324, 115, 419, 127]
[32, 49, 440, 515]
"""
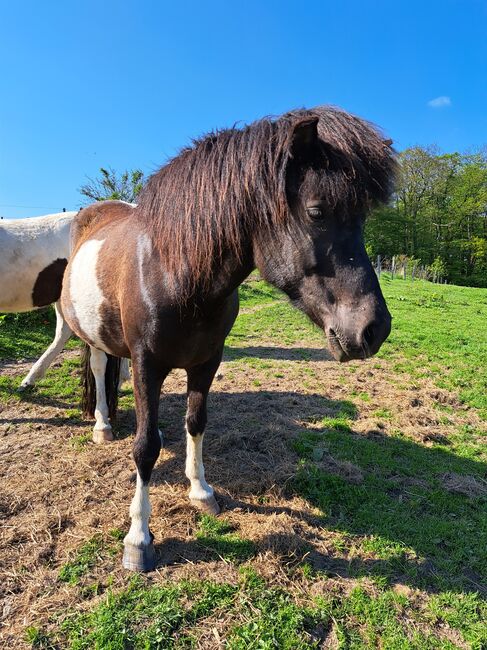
[290, 116, 319, 158]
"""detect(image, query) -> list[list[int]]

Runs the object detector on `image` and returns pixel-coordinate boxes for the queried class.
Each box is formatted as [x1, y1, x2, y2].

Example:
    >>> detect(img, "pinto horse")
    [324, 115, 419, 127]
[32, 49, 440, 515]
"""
[0, 212, 76, 388]
[61, 106, 396, 571]
[0, 210, 131, 392]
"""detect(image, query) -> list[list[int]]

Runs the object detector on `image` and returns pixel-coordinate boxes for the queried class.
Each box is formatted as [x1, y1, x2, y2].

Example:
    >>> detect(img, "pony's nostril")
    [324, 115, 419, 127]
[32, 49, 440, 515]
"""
[363, 324, 376, 348]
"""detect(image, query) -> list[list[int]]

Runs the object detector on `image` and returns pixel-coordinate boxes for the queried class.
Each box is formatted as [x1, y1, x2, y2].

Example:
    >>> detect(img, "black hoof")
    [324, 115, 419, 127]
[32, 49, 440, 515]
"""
[122, 542, 156, 572]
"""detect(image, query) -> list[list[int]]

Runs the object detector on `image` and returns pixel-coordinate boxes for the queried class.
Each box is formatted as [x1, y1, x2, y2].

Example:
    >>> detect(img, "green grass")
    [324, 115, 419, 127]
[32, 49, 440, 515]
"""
[229, 275, 487, 420]
[378, 274, 487, 418]
[58, 575, 239, 649]
[58, 530, 125, 585]
[0, 309, 58, 359]
[27, 568, 328, 649]
[0, 355, 83, 409]
[238, 279, 283, 307]
[0, 308, 79, 359]
[316, 586, 486, 649]
[195, 514, 256, 562]
[291, 413, 487, 594]
[26, 567, 487, 649]
[25, 625, 56, 650]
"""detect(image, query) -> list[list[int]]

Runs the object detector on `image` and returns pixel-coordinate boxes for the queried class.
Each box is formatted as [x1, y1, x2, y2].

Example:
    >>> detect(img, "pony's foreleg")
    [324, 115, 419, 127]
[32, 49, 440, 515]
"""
[20, 302, 72, 389]
[185, 350, 223, 515]
[90, 347, 114, 443]
[123, 356, 166, 572]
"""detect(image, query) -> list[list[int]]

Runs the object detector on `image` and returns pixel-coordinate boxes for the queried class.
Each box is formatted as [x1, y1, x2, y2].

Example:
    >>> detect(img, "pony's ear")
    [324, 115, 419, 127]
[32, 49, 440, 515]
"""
[290, 116, 319, 158]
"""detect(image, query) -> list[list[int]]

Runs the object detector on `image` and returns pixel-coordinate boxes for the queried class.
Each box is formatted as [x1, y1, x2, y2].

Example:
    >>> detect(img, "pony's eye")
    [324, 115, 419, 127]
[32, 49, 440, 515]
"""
[307, 207, 322, 219]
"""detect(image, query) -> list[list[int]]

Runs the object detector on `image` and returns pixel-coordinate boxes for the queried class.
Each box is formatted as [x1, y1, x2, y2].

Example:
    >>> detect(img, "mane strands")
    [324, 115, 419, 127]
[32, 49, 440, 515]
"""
[136, 106, 396, 296]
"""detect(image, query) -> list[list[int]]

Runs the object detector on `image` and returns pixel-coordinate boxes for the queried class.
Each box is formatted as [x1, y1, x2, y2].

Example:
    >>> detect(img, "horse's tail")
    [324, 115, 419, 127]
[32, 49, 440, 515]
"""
[80, 344, 121, 421]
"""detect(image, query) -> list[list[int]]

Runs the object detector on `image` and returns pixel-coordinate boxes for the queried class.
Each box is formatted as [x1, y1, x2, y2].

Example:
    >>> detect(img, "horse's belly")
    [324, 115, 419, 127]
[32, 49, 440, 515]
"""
[0, 288, 34, 312]
[0, 256, 49, 312]
[0, 243, 68, 312]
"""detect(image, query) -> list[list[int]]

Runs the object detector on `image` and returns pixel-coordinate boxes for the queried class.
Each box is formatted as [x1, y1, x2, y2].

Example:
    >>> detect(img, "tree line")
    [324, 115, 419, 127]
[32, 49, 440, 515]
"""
[81, 146, 487, 288]
[366, 146, 487, 287]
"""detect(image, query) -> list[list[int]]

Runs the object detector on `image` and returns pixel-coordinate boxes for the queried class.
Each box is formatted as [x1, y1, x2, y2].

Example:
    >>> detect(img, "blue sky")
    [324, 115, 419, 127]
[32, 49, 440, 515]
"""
[1, 0, 486, 218]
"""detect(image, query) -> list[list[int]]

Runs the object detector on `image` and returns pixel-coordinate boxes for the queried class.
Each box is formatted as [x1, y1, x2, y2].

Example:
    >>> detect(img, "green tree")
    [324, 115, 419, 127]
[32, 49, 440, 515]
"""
[79, 167, 144, 204]
[366, 146, 487, 287]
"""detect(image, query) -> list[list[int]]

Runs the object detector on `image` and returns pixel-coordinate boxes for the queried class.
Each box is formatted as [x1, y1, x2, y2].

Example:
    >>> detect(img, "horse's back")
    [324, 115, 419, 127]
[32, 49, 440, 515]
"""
[0, 212, 75, 311]
[70, 201, 136, 252]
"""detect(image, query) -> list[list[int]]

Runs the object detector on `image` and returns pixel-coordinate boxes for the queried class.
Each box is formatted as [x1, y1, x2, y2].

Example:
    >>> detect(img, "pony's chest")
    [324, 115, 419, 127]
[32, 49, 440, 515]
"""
[139, 297, 239, 368]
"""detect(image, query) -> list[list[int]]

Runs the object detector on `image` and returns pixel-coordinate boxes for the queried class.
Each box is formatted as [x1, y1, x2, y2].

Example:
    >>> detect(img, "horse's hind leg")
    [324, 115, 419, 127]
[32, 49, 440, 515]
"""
[20, 302, 72, 389]
[119, 358, 131, 389]
[123, 356, 166, 571]
[90, 348, 114, 443]
[185, 349, 223, 515]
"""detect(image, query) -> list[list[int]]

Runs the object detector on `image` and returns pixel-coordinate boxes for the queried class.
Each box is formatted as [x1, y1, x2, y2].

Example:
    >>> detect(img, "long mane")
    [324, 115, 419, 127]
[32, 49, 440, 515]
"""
[136, 106, 396, 293]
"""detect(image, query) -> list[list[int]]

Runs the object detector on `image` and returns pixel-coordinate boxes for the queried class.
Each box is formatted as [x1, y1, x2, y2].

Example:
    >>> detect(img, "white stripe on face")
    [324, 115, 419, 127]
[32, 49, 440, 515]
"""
[69, 239, 107, 350]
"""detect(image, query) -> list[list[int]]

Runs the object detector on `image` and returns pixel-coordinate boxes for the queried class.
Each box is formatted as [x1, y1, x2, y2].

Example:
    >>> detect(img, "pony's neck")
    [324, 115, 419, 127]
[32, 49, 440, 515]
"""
[195, 237, 256, 305]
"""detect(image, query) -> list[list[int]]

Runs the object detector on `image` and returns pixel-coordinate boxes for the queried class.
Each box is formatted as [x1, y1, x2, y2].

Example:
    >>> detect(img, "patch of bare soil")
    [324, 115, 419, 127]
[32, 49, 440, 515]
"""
[0, 347, 485, 647]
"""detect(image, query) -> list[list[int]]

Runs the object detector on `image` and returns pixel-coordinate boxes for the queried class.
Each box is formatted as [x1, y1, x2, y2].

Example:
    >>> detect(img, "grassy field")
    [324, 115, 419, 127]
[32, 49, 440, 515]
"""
[0, 275, 486, 649]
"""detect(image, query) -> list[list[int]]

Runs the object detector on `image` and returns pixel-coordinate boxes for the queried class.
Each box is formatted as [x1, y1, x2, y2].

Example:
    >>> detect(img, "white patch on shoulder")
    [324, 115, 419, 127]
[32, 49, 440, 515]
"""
[136, 233, 158, 343]
[136, 233, 153, 309]
[70, 239, 107, 350]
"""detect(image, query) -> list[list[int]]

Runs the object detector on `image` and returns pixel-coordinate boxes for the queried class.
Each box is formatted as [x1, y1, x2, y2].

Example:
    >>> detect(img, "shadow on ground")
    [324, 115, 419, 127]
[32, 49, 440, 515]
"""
[223, 345, 333, 362]
[145, 389, 486, 596]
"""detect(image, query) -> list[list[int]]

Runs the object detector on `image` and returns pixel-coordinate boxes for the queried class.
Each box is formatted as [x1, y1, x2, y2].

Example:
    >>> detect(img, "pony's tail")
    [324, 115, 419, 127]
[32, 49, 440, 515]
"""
[80, 344, 121, 421]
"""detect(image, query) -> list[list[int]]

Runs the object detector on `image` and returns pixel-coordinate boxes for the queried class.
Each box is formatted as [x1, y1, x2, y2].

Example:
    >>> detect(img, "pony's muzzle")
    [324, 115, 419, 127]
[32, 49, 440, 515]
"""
[326, 312, 391, 362]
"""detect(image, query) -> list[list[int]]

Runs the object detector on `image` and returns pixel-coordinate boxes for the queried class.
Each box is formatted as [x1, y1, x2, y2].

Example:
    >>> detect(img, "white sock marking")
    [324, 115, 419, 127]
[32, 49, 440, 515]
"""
[90, 348, 111, 431]
[124, 473, 152, 547]
[185, 432, 213, 502]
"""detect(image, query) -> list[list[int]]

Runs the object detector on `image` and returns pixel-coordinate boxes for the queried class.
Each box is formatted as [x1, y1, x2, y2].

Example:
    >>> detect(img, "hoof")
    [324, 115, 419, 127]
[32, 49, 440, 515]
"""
[122, 542, 156, 572]
[92, 427, 114, 443]
[190, 494, 220, 515]
[18, 382, 33, 392]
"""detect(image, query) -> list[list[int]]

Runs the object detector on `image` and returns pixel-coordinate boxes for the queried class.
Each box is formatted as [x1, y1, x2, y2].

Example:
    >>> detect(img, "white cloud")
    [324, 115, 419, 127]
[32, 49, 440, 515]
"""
[427, 96, 452, 108]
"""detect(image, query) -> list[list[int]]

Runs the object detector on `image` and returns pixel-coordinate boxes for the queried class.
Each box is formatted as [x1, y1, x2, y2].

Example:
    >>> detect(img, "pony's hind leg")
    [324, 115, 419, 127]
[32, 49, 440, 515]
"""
[119, 358, 131, 389]
[123, 356, 166, 571]
[20, 302, 72, 389]
[90, 348, 114, 443]
[185, 350, 223, 515]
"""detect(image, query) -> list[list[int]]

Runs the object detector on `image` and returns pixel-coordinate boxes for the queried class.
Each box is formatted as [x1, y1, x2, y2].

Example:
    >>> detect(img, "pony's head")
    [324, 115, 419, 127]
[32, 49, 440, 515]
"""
[253, 109, 395, 361]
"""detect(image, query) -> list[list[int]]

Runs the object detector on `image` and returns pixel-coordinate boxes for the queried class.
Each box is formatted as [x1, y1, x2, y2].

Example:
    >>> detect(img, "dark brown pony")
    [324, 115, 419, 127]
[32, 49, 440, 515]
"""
[61, 106, 396, 571]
